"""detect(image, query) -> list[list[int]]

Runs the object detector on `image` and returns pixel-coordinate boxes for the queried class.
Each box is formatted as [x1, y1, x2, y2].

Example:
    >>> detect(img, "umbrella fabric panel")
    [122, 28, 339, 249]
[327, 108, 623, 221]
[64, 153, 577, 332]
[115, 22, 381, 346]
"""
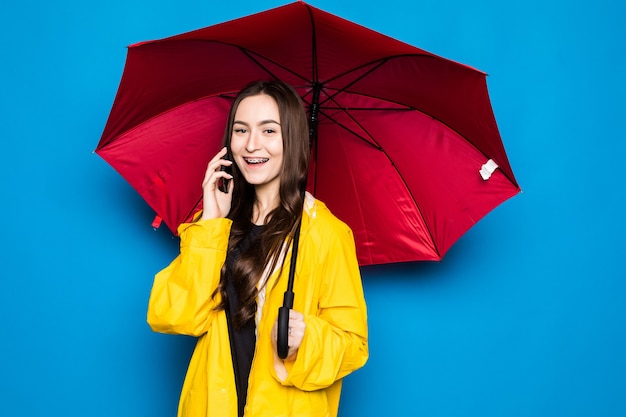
[314, 93, 519, 262]
[385, 116, 518, 258]
[326, 56, 515, 183]
[99, 96, 231, 232]
[312, 122, 438, 265]
[302, 4, 438, 81]
[359, 104, 517, 256]
[100, 42, 281, 148]
[165, 2, 318, 79]
[166, 2, 437, 84]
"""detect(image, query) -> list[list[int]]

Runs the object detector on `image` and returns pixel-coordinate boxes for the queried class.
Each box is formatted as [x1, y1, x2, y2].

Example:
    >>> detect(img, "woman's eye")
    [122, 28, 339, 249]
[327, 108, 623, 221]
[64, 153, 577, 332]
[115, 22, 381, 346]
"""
[264, 129, 275, 134]
[234, 128, 247, 134]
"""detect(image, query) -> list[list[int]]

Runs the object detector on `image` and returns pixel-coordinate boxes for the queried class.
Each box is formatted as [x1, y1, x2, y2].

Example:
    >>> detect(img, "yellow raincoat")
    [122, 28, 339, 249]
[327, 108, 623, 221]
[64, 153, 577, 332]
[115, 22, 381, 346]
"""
[147, 196, 368, 417]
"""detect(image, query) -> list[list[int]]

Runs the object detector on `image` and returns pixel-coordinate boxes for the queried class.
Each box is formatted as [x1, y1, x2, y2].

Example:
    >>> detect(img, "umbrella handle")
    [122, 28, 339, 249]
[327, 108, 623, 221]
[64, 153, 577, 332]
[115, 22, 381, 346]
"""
[277, 304, 291, 359]
[277, 289, 294, 359]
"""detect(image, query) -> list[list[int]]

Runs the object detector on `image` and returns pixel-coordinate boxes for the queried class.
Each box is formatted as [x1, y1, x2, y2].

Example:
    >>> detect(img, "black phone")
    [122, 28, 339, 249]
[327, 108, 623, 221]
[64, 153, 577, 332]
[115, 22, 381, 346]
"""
[218, 150, 233, 193]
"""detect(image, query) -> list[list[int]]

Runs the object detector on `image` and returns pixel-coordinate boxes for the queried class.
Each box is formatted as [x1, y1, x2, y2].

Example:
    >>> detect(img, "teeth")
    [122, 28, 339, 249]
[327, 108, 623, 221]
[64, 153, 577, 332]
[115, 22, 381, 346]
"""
[245, 158, 269, 164]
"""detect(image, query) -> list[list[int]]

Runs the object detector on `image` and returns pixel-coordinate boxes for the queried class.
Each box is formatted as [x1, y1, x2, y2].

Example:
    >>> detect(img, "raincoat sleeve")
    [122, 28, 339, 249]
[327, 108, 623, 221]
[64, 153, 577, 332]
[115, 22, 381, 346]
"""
[276, 224, 368, 391]
[147, 217, 232, 337]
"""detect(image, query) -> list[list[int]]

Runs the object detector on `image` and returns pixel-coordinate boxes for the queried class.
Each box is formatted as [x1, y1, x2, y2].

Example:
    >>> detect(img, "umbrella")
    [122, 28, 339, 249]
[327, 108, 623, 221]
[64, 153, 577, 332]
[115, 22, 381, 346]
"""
[96, 1, 520, 266]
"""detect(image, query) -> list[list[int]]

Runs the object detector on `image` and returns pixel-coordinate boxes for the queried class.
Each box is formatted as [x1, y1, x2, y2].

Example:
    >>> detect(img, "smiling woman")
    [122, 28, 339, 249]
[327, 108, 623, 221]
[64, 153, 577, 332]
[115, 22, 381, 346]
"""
[3, 0, 626, 416]
[230, 94, 284, 218]
[147, 80, 369, 417]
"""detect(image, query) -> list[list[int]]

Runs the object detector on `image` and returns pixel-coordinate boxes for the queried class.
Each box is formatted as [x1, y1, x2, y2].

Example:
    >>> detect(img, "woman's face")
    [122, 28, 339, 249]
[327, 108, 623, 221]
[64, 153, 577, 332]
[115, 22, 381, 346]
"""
[230, 94, 284, 195]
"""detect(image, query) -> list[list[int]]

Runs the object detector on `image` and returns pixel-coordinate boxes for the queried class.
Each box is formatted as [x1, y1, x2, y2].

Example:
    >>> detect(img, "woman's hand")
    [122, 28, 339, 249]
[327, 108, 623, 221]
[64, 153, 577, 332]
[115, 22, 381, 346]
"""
[201, 147, 234, 220]
[271, 309, 306, 362]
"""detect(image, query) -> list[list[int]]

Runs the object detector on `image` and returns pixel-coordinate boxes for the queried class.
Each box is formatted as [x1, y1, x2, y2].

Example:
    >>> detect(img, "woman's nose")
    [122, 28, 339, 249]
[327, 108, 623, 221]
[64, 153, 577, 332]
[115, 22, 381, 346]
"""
[245, 130, 261, 152]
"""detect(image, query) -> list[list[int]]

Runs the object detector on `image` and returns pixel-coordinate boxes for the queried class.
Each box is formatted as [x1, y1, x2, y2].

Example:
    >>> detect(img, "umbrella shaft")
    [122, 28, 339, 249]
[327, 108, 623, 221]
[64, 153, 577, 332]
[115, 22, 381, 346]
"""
[308, 82, 322, 144]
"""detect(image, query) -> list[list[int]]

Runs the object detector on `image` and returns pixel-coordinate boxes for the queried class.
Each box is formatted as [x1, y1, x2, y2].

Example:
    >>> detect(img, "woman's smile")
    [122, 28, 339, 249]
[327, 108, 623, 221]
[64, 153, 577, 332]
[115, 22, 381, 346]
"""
[243, 157, 270, 165]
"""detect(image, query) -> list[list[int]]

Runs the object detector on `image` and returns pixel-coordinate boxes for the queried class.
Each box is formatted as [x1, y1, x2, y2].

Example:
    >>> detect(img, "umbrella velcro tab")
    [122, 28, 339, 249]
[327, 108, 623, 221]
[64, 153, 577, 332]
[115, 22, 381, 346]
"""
[152, 215, 163, 229]
[480, 159, 499, 180]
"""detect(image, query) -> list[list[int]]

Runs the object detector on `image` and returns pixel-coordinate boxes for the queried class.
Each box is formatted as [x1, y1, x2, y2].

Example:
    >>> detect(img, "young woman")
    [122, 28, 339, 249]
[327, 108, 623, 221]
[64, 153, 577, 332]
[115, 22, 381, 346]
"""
[147, 80, 368, 417]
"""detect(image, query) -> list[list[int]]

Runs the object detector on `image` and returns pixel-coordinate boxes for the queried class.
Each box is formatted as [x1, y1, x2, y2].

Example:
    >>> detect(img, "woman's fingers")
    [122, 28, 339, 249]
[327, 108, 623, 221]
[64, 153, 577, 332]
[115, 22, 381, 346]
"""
[270, 310, 306, 362]
[202, 147, 232, 188]
[287, 310, 305, 339]
[285, 322, 304, 360]
[201, 147, 233, 220]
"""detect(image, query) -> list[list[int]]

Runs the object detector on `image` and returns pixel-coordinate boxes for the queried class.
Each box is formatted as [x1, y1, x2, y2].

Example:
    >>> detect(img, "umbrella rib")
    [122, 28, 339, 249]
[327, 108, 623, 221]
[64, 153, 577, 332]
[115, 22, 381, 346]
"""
[317, 92, 412, 150]
[320, 106, 413, 112]
[303, 1, 319, 82]
[320, 59, 389, 105]
[317, 107, 380, 150]
[238, 48, 310, 84]
[323, 52, 480, 88]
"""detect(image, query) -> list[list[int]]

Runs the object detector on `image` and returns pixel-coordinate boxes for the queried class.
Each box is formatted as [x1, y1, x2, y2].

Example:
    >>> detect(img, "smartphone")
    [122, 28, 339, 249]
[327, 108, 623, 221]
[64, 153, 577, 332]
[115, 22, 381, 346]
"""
[218, 149, 233, 193]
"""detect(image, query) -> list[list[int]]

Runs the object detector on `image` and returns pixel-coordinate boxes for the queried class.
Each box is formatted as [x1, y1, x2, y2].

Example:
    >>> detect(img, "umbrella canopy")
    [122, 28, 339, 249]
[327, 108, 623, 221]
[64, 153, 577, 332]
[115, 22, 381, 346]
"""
[97, 1, 520, 266]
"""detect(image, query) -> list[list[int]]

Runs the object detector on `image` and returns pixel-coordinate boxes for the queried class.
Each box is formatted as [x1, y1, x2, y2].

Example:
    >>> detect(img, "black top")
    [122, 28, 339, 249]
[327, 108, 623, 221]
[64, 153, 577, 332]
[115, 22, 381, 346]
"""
[224, 224, 263, 417]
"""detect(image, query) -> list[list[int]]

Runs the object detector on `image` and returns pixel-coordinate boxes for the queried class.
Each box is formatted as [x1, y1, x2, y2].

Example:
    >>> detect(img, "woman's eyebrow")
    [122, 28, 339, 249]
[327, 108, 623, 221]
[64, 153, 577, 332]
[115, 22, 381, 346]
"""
[233, 119, 281, 126]
[259, 119, 280, 125]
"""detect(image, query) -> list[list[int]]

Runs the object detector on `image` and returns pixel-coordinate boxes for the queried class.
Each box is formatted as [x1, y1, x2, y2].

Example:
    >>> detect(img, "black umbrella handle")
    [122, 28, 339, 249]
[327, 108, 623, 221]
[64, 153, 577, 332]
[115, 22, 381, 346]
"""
[277, 222, 301, 360]
[277, 293, 293, 359]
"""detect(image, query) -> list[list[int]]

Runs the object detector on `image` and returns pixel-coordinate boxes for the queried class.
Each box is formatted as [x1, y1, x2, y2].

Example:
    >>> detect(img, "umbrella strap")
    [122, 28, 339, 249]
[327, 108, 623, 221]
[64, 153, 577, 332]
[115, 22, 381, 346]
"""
[285, 187, 305, 296]
[284, 220, 302, 302]
[277, 219, 301, 359]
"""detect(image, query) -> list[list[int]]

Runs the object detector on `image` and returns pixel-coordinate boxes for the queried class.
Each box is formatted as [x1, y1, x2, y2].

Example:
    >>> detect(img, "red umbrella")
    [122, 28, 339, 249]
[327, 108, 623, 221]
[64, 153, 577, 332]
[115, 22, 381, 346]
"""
[96, 1, 520, 266]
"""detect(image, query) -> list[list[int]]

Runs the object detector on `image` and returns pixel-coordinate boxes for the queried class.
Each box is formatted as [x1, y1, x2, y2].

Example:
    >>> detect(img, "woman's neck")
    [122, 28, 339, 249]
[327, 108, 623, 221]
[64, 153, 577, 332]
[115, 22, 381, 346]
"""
[252, 186, 280, 225]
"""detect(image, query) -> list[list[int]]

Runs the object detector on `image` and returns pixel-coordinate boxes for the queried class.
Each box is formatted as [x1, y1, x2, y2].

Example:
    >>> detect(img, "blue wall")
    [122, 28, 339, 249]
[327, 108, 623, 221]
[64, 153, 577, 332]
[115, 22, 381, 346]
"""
[1, 1, 625, 416]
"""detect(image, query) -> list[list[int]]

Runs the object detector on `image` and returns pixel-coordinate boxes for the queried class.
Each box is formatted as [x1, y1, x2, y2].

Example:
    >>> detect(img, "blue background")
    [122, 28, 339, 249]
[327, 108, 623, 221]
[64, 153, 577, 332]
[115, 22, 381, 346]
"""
[2, 0, 625, 416]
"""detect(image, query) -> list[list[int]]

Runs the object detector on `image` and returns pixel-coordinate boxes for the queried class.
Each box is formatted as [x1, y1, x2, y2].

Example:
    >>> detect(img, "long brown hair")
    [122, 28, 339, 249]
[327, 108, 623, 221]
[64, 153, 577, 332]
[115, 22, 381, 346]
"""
[215, 80, 309, 328]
